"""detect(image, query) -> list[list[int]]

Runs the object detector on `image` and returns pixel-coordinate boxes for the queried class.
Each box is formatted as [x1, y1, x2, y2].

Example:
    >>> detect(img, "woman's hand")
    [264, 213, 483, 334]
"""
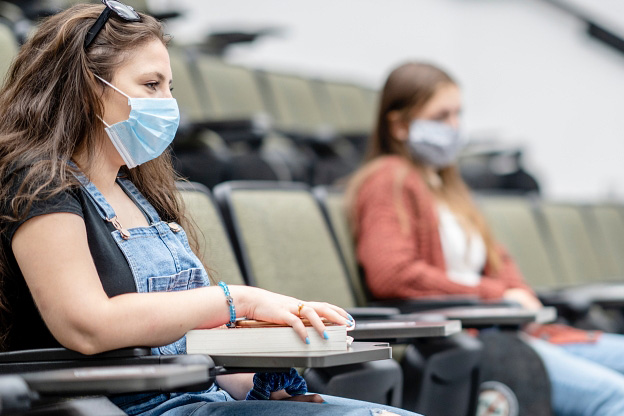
[231, 286, 354, 344]
[503, 288, 543, 311]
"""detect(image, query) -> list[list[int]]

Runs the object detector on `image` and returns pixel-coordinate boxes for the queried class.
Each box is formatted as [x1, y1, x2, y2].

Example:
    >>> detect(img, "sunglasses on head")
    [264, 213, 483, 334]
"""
[84, 0, 141, 49]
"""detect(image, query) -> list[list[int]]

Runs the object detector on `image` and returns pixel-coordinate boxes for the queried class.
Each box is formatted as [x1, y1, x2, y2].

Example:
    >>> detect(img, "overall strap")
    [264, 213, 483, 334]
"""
[69, 166, 117, 222]
[116, 178, 161, 223]
[68, 162, 135, 239]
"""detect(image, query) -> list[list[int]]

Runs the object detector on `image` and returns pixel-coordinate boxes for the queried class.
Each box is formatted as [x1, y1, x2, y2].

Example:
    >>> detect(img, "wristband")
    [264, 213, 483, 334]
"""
[218, 281, 236, 328]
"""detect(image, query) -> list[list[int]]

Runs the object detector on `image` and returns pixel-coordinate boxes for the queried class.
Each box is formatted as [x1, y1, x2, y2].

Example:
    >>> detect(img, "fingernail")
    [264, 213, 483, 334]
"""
[346, 319, 353, 325]
[305, 337, 310, 344]
[347, 314, 354, 322]
[323, 331, 329, 340]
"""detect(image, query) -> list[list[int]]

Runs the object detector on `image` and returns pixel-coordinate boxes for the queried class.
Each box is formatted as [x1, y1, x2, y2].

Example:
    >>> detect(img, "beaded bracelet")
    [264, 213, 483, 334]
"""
[218, 281, 236, 328]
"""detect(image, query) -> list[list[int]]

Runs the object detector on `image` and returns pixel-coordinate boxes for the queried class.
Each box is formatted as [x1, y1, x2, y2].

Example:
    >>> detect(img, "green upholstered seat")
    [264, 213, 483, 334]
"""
[537, 203, 603, 286]
[313, 186, 367, 306]
[478, 196, 562, 290]
[213, 182, 357, 308]
[177, 183, 245, 286]
[0, 23, 18, 88]
[585, 204, 624, 280]
[194, 56, 267, 122]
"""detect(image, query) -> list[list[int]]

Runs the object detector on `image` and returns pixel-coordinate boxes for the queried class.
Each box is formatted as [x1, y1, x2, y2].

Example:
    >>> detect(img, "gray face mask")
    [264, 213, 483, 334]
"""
[408, 120, 464, 168]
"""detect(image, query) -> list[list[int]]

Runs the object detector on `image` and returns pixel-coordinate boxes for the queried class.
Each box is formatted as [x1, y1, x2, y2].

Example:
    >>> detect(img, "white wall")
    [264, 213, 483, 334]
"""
[166, 0, 624, 200]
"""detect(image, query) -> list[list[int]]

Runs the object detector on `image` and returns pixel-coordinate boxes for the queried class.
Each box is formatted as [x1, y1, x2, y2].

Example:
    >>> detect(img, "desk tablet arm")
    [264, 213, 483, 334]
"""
[345, 307, 401, 320]
[368, 295, 481, 314]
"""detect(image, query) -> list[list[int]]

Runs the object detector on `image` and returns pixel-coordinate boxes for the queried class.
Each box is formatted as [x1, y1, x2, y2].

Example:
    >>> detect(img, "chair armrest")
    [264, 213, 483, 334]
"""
[0, 347, 151, 364]
[195, 114, 272, 142]
[402, 306, 557, 328]
[0, 347, 162, 374]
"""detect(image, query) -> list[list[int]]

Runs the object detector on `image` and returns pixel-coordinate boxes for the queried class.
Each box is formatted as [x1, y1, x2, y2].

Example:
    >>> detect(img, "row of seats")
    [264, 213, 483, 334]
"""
[178, 181, 485, 415]
[183, 178, 624, 329]
[169, 45, 378, 187]
[479, 196, 624, 290]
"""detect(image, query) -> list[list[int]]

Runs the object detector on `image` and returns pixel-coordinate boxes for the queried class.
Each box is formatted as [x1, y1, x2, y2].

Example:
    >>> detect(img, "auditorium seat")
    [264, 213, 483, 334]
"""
[0, 22, 18, 86]
[256, 71, 360, 185]
[584, 203, 624, 279]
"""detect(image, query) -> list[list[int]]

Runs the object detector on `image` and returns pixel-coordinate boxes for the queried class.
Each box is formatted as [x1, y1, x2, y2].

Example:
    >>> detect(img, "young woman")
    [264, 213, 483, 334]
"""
[347, 61, 624, 416]
[0, 3, 418, 415]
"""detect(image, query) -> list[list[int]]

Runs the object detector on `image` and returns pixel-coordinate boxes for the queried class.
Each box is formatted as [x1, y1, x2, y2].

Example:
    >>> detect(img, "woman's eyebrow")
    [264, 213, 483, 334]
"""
[141, 71, 172, 85]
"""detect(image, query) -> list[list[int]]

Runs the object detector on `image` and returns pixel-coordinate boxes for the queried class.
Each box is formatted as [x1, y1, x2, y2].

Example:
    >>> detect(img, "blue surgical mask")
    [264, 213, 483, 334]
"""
[408, 120, 464, 168]
[96, 75, 180, 169]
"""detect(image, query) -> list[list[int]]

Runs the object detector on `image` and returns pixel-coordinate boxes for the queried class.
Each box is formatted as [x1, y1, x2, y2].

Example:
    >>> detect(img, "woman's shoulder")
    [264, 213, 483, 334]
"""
[358, 156, 424, 192]
[1, 163, 84, 243]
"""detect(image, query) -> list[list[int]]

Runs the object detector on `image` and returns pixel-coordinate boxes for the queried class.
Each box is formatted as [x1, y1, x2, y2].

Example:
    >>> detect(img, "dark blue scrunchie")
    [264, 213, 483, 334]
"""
[245, 368, 308, 400]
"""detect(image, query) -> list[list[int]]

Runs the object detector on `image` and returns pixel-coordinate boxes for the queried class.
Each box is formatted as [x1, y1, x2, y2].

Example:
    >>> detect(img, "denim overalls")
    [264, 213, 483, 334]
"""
[78, 174, 211, 356]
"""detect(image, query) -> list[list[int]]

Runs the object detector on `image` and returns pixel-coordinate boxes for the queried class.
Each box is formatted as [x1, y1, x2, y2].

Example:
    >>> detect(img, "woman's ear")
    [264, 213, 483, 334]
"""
[387, 110, 409, 142]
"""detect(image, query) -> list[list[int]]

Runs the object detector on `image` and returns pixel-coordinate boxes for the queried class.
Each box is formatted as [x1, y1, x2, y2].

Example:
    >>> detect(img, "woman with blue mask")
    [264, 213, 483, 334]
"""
[0, 3, 419, 416]
[346, 61, 624, 416]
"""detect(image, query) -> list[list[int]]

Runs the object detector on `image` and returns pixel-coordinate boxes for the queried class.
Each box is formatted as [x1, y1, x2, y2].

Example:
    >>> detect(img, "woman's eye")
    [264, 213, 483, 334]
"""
[145, 82, 159, 90]
[433, 112, 448, 121]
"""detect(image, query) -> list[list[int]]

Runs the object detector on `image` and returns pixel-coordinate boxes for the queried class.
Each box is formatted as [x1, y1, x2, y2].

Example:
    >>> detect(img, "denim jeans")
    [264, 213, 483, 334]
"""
[112, 386, 420, 416]
[528, 334, 624, 416]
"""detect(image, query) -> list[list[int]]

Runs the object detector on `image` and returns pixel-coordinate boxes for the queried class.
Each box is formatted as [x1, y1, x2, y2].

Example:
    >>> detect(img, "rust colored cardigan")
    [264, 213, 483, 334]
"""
[353, 155, 599, 344]
[354, 156, 533, 301]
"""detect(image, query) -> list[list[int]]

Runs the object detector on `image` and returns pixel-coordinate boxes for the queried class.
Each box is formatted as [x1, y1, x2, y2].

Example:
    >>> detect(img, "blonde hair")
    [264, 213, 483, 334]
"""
[347, 62, 502, 272]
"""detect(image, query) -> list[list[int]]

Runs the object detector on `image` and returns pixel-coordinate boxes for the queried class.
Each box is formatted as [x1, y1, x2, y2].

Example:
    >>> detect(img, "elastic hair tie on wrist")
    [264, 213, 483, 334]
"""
[218, 281, 236, 328]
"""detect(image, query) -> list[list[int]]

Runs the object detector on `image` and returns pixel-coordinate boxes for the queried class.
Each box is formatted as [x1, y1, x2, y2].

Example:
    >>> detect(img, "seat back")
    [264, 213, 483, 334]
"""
[313, 186, 367, 306]
[257, 71, 330, 136]
[537, 202, 603, 286]
[194, 56, 267, 121]
[478, 195, 561, 290]
[213, 181, 357, 308]
[176, 182, 245, 285]
[0, 23, 18, 87]
[585, 203, 624, 279]
[169, 46, 210, 125]
[320, 81, 376, 136]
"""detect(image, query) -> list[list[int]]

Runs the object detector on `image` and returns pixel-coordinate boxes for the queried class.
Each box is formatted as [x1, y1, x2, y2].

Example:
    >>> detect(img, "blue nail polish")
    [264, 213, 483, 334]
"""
[305, 337, 310, 344]
[347, 314, 354, 322]
[323, 331, 329, 340]
[346, 318, 353, 325]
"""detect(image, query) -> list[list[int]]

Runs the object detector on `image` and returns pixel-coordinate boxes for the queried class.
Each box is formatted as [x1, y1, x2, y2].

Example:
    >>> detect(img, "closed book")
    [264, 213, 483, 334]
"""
[186, 320, 348, 354]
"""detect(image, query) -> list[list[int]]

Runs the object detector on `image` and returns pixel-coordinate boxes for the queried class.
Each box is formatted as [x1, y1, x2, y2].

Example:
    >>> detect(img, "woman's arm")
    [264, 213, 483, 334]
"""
[12, 212, 349, 355]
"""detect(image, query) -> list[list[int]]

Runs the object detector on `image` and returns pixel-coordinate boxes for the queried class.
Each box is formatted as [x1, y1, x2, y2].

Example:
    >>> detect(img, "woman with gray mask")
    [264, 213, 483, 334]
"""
[346, 61, 624, 416]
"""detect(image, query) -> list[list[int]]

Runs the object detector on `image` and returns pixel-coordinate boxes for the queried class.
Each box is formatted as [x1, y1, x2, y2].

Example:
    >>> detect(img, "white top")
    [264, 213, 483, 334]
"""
[437, 204, 487, 286]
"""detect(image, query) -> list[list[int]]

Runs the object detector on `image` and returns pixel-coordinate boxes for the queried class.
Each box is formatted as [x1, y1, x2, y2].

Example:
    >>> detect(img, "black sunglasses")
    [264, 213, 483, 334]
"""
[84, 0, 141, 49]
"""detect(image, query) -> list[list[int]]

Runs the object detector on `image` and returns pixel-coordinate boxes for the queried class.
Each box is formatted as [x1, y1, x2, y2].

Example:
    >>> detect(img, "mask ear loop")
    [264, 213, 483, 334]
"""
[97, 115, 111, 128]
[94, 74, 131, 126]
[94, 74, 132, 104]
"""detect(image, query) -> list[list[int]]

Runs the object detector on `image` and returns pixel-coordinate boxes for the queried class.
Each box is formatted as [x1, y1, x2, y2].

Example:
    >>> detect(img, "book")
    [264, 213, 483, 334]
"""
[186, 319, 349, 354]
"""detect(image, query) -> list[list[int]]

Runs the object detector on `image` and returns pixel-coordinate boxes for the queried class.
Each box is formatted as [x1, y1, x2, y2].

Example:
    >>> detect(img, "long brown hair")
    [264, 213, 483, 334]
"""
[347, 62, 502, 272]
[0, 4, 204, 346]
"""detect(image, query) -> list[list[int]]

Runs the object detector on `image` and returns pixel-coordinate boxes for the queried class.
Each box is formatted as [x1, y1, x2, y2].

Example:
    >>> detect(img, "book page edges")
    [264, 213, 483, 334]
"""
[186, 326, 347, 354]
